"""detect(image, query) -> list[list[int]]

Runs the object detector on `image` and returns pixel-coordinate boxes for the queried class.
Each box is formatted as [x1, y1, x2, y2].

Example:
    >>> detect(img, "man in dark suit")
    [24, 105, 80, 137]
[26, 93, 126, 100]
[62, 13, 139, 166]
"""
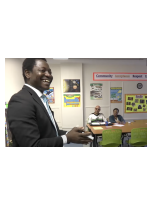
[7, 58, 92, 147]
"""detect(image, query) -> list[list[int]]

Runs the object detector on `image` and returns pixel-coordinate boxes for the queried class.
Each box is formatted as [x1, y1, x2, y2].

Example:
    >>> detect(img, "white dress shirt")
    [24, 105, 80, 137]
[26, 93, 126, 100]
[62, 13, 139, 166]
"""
[115, 117, 119, 123]
[25, 84, 67, 144]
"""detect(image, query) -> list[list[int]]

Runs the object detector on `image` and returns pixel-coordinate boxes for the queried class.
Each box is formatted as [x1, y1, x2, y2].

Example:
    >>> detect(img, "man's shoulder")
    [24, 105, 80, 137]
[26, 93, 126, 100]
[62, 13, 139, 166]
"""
[9, 86, 33, 102]
[88, 113, 95, 116]
[99, 113, 105, 116]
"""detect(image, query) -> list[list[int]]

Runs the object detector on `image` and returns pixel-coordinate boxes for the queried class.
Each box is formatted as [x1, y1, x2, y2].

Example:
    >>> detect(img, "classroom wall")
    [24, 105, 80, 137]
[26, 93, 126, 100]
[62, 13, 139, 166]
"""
[5, 58, 24, 102]
[83, 59, 147, 129]
[5, 58, 147, 132]
[60, 63, 83, 131]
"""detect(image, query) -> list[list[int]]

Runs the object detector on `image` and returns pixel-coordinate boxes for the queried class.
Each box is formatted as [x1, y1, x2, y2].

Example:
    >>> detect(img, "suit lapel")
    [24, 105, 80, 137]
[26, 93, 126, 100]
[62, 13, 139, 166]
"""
[23, 85, 53, 122]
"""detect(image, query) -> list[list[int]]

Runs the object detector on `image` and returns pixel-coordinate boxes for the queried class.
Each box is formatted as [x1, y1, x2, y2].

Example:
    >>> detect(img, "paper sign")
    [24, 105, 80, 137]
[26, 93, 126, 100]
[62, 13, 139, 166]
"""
[113, 124, 124, 127]
[91, 122, 100, 125]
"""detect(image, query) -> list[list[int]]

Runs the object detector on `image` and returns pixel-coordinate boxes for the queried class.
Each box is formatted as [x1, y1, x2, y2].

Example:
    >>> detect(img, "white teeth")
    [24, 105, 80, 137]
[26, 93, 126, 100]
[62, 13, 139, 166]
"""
[43, 80, 50, 82]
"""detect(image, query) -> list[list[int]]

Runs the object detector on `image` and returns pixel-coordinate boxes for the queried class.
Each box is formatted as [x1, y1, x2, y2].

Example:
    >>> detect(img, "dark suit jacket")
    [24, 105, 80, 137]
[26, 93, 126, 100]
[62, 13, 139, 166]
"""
[7, 85, 66, 147]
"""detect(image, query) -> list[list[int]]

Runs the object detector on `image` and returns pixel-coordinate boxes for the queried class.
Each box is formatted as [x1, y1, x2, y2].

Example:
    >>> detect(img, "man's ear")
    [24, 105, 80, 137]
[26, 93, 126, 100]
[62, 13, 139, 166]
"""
[24, 69, 31, 80]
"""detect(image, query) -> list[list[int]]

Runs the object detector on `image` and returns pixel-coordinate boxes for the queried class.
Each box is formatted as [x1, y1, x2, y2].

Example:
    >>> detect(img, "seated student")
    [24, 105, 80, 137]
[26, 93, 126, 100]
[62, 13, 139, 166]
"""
[88, 105, 107, 123]
[109, 108, 125, 124]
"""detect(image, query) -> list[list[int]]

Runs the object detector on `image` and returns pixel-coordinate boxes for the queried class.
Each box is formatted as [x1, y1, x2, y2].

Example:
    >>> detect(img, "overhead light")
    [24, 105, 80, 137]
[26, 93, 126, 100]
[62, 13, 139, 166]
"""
[53, 58, 68, 60]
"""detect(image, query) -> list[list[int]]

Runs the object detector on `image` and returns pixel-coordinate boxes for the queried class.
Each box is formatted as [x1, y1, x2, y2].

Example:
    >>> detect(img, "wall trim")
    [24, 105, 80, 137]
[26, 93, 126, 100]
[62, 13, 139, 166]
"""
[62, 127, 74, 129]
[124, 118, 147, 120]
[85, 106, 110, 108]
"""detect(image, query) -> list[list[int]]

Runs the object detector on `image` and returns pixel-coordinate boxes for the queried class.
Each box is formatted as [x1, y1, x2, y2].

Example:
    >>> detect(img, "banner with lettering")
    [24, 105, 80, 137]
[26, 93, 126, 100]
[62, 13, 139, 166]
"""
[63, 94, 80, 107]
[93, 72, 147, 81]
[125, 94, 147, 113]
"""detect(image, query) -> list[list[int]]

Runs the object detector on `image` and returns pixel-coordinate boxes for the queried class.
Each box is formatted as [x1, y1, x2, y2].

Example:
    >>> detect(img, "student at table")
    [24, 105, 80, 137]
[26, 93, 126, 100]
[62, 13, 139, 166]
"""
[88, 105, 107, 123]
[87, 105, 106, 146]
[109, 108, 125, 124]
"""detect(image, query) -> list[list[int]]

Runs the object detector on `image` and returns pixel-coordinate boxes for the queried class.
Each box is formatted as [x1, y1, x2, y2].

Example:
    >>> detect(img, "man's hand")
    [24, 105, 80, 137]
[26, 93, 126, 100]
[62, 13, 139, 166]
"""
[66, 127, 93, 144]
[118, 121, 125, 124]
[121, 121, 126, 124]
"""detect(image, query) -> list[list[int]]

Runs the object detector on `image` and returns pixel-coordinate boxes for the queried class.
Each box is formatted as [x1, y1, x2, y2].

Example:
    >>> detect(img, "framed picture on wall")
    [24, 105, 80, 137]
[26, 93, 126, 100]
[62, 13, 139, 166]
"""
[63, 79, 80, 93]
[43, 87, 55, 104]
[90, 83, 102, 100]
[63, 94, 80, 107]
[110, 87, 122, 103]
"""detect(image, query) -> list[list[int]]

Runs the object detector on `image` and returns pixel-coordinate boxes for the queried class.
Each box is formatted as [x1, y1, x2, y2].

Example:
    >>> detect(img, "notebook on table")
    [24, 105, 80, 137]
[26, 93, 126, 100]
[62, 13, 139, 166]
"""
[90, 122, 113, 126]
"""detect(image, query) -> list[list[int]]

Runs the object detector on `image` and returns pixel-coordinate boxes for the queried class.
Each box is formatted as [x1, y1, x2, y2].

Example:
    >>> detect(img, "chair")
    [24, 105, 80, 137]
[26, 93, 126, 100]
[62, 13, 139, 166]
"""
[99, 129, 122, 147]
[128, 128, 147, 147]
[5, 109, 13, 147]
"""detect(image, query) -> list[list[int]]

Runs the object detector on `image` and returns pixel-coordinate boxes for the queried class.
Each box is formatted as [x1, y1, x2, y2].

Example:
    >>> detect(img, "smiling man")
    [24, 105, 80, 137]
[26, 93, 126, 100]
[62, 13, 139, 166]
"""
[7, 58, 92, 147]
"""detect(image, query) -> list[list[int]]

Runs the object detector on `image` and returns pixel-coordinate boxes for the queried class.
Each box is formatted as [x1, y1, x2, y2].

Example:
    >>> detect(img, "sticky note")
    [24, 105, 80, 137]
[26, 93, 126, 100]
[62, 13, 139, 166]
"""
[93, 127, 103, 130]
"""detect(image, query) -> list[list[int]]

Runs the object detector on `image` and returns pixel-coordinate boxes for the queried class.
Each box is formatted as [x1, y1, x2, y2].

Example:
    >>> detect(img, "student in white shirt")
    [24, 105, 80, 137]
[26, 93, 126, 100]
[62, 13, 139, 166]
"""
[88, 105, 107, 123]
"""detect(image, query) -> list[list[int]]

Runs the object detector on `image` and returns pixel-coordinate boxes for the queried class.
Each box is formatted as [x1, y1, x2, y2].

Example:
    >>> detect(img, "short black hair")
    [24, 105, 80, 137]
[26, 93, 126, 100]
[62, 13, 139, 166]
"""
[113, 108, 119, 112]
[22, 58, 47, 82]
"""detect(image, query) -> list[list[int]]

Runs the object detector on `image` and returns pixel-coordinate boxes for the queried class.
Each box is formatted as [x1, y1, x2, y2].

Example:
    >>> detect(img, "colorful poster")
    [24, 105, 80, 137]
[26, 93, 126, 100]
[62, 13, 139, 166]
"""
[125, 94, 147, 113]
[43, 87, 55, 104]
[110, 87, 122, 103]
[93, 72, 147, 81]
[90, 83, 102, 100]
[63, 79, 80, 92]
[63, 94, 80, 107]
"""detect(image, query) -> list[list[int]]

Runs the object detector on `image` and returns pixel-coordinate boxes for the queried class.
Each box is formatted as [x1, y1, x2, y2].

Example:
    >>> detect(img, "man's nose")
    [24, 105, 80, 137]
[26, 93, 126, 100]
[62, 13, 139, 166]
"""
[45, 71, 52, 77]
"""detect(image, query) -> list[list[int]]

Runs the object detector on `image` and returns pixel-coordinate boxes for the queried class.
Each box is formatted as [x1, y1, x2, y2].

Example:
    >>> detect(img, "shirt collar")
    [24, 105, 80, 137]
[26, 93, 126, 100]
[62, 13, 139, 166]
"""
[25, 84, 43, 98]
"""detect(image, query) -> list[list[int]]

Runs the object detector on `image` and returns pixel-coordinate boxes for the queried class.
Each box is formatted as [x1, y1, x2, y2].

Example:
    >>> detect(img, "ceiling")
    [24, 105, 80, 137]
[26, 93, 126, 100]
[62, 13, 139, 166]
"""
[46, 58, 146, 64]
[19, 58, 146, 65]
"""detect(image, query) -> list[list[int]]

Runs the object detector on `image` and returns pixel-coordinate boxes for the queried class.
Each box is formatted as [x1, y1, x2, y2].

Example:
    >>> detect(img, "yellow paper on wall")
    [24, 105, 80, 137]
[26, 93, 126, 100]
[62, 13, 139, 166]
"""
[93, 127, 103, 130]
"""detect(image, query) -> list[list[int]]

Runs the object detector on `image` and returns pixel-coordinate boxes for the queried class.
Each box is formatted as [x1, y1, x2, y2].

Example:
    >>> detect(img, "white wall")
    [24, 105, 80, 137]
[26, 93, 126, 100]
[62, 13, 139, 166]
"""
[60, 63, 83, 131]
[5, 58, 24, 102]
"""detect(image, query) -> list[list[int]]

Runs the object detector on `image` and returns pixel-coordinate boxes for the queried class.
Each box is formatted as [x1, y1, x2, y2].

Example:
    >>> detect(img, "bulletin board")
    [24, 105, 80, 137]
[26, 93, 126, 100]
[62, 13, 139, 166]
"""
[125, 94, 147, 113]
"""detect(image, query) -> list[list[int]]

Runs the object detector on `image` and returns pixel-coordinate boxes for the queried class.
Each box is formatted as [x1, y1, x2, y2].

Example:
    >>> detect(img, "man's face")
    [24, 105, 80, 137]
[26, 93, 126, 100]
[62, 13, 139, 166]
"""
[113, 110, 119, 117]
[25, 60, 53, 93]
[95, 106, 101, 115]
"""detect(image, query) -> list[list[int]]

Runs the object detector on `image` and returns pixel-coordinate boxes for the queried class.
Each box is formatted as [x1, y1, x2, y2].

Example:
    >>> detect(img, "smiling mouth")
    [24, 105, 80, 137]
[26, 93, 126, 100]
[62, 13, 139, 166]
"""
[42, 79, 51, 83]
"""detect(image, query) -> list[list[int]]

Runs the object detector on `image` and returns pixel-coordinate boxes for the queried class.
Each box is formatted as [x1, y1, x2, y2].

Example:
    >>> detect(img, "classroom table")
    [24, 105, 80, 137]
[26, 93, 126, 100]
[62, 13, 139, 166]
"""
[87, 119, 147, 147]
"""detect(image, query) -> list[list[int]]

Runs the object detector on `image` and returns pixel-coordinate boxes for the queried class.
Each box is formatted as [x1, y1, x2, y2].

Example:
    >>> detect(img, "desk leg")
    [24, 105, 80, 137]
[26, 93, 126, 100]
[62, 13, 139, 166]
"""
[93, 134, 98, 147]
[122, 134, 129, 147]
[121, 135, 124, 147]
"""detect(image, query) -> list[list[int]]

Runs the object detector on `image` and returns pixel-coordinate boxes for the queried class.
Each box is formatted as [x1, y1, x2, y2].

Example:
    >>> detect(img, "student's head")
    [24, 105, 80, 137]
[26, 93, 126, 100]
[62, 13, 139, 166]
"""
[113, 108, 119, 117]
[94, 105, 101, 115]
[22, 58, 53, 93]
